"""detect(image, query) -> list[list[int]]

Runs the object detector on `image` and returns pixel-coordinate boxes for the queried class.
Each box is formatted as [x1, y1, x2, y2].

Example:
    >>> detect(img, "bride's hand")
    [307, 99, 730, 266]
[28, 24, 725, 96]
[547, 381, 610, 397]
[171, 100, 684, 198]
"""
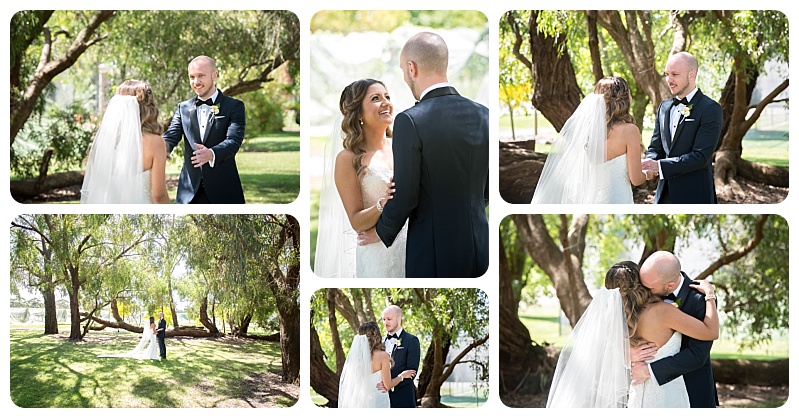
[689, 279, 715, 296]
[400, 370, 416, 379]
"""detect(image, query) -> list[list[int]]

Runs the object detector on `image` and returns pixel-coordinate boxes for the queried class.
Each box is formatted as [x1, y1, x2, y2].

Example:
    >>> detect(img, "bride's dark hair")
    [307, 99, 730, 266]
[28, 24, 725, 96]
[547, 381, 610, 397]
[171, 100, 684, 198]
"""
[358, 321, 387, 359]
[116, 79, 163, 136]
[604, 261, 659, 346]
[594, 76, 635, 130]
[149, 316, 155, 324]
[339, 79, 393, 178]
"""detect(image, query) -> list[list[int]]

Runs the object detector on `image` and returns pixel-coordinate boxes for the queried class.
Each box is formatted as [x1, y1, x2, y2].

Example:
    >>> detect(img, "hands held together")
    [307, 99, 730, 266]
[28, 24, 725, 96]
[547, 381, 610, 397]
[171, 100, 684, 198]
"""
[641, 158, 659, 181]
[357, 177, 396, 246]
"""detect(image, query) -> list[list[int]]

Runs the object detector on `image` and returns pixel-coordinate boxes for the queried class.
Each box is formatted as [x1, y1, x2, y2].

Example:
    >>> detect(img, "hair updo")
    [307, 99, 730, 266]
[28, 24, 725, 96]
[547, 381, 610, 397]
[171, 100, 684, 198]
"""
[115, 79, 163, 135]
[594, 76, 635, 131]
[358, 321, 387, 358]
[339, 79, 392, 178]
[604, 260, 660, 346]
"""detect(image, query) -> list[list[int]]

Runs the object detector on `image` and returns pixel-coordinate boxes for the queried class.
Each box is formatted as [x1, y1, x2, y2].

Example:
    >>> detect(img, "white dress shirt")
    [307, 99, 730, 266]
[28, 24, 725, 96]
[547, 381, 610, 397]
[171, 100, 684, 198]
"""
[419, 82, 454, 101]
[657, 87, 698, 176]
[196, 89, 219, 167]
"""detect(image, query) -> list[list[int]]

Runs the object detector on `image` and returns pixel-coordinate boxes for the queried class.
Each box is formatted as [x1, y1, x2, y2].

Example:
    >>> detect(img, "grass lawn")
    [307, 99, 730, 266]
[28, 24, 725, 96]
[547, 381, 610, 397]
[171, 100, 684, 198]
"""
[309, 384, 487, 408]
[9, 329, 297, 408]
[520, 302, 788, 360]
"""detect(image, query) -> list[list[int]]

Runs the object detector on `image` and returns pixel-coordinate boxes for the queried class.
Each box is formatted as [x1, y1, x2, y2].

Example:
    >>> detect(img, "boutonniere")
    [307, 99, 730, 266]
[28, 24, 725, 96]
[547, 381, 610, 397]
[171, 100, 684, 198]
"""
[671, 298, 682, 308]
[396, 339, 402, 347]
[210, 104, 220, 115]
[680, 104, 693, 118]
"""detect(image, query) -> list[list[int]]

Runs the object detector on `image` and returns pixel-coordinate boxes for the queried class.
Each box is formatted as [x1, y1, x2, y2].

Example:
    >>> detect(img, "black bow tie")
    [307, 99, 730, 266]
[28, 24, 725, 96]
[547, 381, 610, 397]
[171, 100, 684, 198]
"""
[196, 97, 214, 107]
[386, 333, 398, 340]
[672, 97, 689, 107]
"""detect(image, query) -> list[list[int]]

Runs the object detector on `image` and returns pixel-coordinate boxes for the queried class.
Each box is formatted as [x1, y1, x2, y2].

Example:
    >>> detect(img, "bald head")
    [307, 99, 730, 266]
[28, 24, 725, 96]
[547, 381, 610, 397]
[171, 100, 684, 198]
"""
[381, 305, 403, 334]
[669, 52, 698, 73]
[189, 55, 217, 72]
[640, 251, 682, 296]
[401, 32, 449, 76]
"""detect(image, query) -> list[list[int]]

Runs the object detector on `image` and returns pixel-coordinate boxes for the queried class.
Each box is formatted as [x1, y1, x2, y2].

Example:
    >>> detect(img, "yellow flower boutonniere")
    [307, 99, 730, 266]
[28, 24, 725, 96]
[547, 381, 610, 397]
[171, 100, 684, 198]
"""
[210, 104, 220, 115]
[680, 104, 693, 118]
[396, 339, 402, 347]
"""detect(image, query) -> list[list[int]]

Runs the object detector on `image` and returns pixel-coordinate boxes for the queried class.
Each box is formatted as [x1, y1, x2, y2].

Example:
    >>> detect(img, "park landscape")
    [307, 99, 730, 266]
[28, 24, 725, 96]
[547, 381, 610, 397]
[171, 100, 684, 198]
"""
[10, 10, 300, 204]
[499, 214, 789, 407]
[10, 214, 300, 408]
[498, 10, 789, 204]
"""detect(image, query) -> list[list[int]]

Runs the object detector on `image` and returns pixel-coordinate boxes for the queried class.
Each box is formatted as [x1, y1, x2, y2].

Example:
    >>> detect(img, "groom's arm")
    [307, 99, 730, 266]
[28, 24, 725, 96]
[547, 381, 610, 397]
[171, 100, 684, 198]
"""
[208, 99, 246, 163]
[644, 103, 667, 161]
[162, 104, 185, 154]
[376, 112, 421, 247]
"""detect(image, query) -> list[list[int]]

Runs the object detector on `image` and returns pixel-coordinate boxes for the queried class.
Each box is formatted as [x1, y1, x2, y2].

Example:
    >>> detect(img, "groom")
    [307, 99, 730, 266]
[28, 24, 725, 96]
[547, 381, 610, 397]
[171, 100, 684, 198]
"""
[642, 52, 722, 204]
[163, 55, 246, 204]
[633, 251, 718, 407]
[156, 312, 167, 360]
[379, 305, 420, 408]
[375, 31, 489, 278]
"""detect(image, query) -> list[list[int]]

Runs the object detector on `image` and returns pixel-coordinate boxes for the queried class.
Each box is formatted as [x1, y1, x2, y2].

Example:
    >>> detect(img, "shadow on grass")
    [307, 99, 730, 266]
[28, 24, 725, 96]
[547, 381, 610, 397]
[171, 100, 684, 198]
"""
[241, 172, 300, 204]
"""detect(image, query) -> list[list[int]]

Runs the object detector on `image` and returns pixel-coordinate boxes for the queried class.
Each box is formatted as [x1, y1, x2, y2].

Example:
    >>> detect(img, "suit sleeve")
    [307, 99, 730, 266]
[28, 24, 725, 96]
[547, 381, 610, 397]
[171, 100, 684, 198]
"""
[649, 292, 713, 385]
[658, 101, 722, 179]
[162, 104, 184, 154]
[645, 102, 667, 161]
[376, 111, 421, 247]
[408, 335, 421, 372]
[210, 99, 246, 163]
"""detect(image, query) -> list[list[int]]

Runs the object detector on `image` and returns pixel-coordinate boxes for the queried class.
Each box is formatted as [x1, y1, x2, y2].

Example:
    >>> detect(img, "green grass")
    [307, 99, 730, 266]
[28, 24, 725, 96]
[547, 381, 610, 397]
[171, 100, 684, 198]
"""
[521, 303, 788, 360]
[309, 385, 486, 408]
[10, 329, 296, 408]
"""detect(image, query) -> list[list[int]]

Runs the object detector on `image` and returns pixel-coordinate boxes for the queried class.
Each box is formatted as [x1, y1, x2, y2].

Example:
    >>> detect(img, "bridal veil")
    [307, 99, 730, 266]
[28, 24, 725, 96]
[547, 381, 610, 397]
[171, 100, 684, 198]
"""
[546, 288, 631, 408]
[314, 115, 357, 278]
[338, 335, 378, 407]
[80, 95, 149, 204]
[531, 93, 607, 204]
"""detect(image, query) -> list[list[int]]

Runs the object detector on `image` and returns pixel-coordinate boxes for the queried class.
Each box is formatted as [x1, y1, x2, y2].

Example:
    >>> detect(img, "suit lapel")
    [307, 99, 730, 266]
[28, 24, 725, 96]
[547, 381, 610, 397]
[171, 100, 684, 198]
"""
[675, 272, 692, 313]
[201, 94, 223, 144]
[662, 102, 673, 154]
[670, 89, 703, 151]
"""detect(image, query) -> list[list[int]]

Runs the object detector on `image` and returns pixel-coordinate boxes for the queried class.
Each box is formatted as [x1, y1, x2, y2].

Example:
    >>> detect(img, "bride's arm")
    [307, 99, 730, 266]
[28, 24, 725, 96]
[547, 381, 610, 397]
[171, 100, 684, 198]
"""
[334, 150, 384, 232]
[378, 352, 415, 390]
[623, 124, 650, 186]
[660, 281, 719, 341]
[145, 133, 169, 204]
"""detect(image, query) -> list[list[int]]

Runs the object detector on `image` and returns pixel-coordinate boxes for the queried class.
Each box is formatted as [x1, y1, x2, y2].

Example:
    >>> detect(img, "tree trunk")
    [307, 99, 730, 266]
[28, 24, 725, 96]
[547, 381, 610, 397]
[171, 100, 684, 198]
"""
[168, 278, 179, 328]
[199, 296, 220, 336]
[10, 170, 85, 202]
[418, 334, 450, 408]
[328, 289, 346, 375]
[498, 141, 546, 203]
[42, 285, 59, 335]
[586, 11, 604, 83]
[67, 265, 83, 341]
[310, 324, 339, 407]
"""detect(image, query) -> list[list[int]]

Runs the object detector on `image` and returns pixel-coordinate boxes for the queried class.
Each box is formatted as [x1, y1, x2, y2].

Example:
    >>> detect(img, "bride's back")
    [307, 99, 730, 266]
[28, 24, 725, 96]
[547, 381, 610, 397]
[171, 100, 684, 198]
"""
[635, 302, 679, 348]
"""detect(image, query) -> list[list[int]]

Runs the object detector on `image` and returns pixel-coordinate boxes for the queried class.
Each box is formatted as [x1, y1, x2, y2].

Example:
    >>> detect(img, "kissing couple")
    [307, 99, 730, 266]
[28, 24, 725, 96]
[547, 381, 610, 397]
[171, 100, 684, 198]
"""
[547, 251, 719, 408]
[314, 31, 489, 279]
[81, 55, 246, 204]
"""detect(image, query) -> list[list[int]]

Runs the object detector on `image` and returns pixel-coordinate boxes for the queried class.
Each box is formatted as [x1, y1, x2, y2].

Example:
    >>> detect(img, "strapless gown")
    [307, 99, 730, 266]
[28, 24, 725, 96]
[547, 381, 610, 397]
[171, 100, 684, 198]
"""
[627, 332, 690, 408]
[595, 155, 634, 204]
[357, 163, 407, 278]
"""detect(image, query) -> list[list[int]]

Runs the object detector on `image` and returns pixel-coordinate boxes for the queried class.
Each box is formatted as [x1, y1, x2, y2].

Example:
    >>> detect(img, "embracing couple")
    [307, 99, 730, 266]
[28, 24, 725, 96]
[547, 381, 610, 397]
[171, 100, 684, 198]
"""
[81, 55, 245, 204]
[338, 305, 420, 408]
[547, 251, 719, 408]
[531, 52, 722, 204]
[315, 32, 489, 279]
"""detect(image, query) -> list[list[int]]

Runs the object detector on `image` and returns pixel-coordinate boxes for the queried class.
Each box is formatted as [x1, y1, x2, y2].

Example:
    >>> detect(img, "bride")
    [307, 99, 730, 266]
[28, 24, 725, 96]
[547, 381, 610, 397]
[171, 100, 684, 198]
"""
[81, 79, 169, 204]
[531, 76, 653, 204]
[546, 261, 718, 407]
[314, 79, 406, 278]
[338, 321, 416, 408]
[98, 316, 161, 360]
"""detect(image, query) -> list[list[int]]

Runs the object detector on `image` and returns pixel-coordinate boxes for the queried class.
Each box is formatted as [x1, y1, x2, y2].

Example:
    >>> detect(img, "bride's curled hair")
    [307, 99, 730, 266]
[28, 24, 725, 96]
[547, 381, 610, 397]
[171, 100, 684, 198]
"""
[358, 321, 387, 357]
[116, 79, 163, 136]
[339, 79, 392, 178]
[604, 261, 659, 346]
[594, 76, 635, 130]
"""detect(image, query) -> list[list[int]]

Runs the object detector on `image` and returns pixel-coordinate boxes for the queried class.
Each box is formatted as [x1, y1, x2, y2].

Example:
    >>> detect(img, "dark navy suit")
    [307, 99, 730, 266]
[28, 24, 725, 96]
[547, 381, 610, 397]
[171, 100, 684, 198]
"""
[387, 330, 420, 408]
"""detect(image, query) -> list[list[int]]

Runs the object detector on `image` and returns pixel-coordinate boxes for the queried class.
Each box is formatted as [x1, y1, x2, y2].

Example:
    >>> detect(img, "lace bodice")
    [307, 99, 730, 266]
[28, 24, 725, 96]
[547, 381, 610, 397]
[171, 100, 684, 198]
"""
[594, 155, 634, 204]
[356, 163, 407, 278]
[627, 332, 690, 408]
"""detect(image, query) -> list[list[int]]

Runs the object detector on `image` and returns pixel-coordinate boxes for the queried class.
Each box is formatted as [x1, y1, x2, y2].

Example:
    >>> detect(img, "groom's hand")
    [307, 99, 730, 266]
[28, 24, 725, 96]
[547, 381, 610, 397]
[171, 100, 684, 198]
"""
[191, 144, 215, 168]
[357, 228, 381, 246]
[376, 381, 387, 393]
[631, 361, 651, 385]
[630, 342, 657, 363]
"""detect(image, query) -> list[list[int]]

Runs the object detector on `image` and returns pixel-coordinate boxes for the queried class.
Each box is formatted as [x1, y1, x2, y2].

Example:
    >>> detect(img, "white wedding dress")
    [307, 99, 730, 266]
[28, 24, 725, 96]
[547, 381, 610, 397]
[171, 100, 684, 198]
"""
[338, 335, 391, 408]
[627, 332, 690, 408]
[80, 94, 152, 204]
[531, 93, 633, 204]
[357, 162, 407, 278]
[98, 326, 160, 360]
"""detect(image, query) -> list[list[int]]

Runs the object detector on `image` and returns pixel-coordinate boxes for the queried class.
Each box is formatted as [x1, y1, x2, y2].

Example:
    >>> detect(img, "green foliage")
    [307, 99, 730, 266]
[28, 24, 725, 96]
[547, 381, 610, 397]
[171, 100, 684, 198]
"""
[311, 10, 486, 34]
[240, 83, 288, 135]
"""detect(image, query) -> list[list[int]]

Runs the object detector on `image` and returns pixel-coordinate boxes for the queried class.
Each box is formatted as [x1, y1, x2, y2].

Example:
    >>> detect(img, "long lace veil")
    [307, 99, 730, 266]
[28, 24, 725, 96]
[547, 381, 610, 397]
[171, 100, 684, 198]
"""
[531, 93, 607, 204]
[546, 288, 631, 408]
[80, 95, 147, 204]
[338, 335, 377, 407]
[314, 115, 357, 277]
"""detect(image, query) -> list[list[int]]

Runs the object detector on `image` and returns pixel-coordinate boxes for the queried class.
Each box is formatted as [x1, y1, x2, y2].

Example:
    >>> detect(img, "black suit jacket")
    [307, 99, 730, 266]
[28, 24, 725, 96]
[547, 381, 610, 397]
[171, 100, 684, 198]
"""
[645, 89, 722, 204]
[376, 87, 489, 278]
[650, 272, 718, 407]
[157, 318, 166, 339]
[387, 330, 420, 408]
[163, 91, 246, 204]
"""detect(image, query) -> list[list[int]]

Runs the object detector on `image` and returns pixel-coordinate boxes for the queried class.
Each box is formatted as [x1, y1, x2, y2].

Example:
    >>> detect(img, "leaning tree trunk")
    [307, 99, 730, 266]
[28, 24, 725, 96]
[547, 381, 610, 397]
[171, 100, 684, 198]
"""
[199, 296, 221, 336]
[417, 330, 451, 408]
[327, 289, 346, 375]
[310, 324, 339, 407]
[499, 236, 552, 398]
